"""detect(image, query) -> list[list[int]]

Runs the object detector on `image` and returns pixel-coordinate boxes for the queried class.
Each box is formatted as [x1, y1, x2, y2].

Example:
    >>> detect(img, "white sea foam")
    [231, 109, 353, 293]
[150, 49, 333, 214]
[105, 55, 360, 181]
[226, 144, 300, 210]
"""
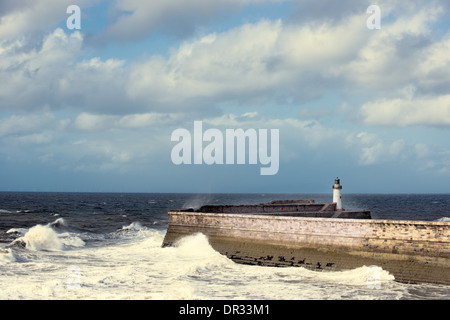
[120, 221, 144, 231]
[50, 218, 67, 227]
[13, 224, 64, 251]
[436, 217, 450, 222]
[7, 227, 28, 236]
[0, 248, 17, 264]
[59, 232, 86, 248]
[0, 226, 447, 300]
[11, 219, 85, 251]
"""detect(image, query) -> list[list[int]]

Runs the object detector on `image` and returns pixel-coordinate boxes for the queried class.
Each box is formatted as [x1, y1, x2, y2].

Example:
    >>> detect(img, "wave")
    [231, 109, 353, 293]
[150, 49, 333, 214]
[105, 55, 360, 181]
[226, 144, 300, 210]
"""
[0, 248, 17, 264]
[12, 224, 64, 251]
[10, 218, 85, 251]
[50, 217, 67, 228]
[6, 227, 28, 236]
[1, 226, 432, 300]
[0, 209, 12, 214]
[156, 233, 399, 299]
[173, 232, 227, 260]
[311, 265, 395, 287]
[164, 232, 397, 288]
[436, 217, 450, 222]
[119, 221, 145, 231]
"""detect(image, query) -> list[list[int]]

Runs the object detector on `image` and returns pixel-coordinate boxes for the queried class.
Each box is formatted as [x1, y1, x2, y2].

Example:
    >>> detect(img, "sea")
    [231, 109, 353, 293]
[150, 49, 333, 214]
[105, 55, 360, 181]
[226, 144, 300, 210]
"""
[0, 192, 449, 301]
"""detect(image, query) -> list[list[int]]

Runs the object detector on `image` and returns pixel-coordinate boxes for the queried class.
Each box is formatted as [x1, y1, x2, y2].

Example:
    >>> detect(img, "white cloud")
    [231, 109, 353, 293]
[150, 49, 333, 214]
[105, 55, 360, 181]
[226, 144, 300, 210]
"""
[126, 16, 372, 109]
[12, 132, 53, 145]
[0, 112, 60, 137]
[341, 4, 448, 93]
[2, 4, 449, 119]
[201, 112, 346, 155]
[360, 94, 450, 127]
[74, 112, 183, 131]
[345, 131, 431, 166]
[74, 113, 117, 131]
[0, 29, 83, 111]
[274, 15, 367, 72]
[1, 1, 450, 188]
[416, 35, 450, 93]
[118, 112, 183, 128]
[359, 139, 406, 166]
[126, 19, 287, 108]
[0, 28, 130, 114]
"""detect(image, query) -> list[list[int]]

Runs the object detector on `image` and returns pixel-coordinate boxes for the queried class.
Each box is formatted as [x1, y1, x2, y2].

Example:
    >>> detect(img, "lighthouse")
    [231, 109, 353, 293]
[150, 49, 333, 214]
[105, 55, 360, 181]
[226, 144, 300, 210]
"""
[333, 177, 343, 211]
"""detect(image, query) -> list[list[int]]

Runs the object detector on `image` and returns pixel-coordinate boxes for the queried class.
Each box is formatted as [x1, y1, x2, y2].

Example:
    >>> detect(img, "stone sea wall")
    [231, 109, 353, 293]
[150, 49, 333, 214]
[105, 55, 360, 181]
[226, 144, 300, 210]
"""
[163, 212, 450, 285]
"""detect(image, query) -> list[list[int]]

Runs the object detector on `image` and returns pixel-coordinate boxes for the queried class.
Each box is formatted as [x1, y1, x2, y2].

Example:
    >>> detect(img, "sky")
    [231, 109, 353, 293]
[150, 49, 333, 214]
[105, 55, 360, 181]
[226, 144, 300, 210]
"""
[1, 0, 450, 194]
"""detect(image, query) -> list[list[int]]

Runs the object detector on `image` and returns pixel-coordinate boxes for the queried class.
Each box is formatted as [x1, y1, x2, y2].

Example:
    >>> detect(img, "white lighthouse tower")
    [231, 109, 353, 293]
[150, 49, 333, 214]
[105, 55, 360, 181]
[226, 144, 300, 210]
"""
[333, 177, 343, 211]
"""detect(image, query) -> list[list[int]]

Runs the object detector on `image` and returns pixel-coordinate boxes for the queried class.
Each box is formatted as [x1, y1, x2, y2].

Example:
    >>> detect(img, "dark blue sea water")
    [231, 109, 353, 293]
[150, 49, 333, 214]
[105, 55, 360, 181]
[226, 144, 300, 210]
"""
[0, 192, 449, 300]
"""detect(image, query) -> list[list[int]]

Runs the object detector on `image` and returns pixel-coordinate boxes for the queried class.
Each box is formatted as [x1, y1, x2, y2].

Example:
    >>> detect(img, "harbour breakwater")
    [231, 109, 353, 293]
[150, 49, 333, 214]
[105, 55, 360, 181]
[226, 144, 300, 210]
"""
[163, 211, 450, 285]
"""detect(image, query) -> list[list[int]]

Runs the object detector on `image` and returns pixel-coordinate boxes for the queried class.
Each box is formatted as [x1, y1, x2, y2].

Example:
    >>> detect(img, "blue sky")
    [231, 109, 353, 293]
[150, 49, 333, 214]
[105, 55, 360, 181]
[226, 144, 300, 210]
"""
[1, 0, 450, 193]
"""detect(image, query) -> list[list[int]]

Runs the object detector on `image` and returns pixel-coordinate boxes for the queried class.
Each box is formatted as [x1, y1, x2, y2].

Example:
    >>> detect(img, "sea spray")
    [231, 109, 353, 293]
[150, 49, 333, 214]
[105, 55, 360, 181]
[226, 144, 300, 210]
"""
[11, 218, 85, 251]
[173, 233, 226, 260]
[13, 224, 64, 251]
[0, 193, 449, 300]
[50, 217, 67, 228]
[182, 194, 214, 210]
[0, 224, 442, 300]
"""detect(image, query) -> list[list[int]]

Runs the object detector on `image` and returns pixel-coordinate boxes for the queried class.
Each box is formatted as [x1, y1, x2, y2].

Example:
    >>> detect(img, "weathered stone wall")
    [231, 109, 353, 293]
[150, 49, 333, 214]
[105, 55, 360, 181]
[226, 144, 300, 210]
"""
[163, 212, 450, 285]
[165, 212, 449, 256]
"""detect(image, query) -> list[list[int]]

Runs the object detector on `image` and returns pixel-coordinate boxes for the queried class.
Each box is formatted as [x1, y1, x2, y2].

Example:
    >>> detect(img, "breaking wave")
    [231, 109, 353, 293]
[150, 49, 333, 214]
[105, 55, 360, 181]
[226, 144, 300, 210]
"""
[1, 224, 447, 300]
[10, 218, 85, 251]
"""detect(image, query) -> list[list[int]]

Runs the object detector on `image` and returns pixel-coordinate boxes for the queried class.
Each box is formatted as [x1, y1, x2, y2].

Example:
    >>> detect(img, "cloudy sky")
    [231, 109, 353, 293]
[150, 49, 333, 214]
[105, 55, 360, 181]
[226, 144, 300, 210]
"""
[1, 0, 450, 193]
